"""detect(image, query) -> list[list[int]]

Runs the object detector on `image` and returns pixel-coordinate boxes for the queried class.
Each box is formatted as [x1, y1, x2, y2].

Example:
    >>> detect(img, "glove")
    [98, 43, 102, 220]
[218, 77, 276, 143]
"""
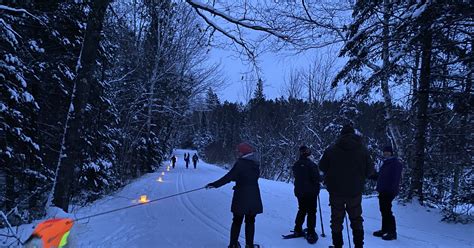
[205, 183, 216, 189]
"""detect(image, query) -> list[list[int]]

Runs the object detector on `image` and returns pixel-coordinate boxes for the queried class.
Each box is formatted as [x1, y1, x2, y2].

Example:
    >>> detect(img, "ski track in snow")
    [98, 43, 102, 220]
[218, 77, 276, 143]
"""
[3, 149, 473, 248]
[176, 168, 230, 240]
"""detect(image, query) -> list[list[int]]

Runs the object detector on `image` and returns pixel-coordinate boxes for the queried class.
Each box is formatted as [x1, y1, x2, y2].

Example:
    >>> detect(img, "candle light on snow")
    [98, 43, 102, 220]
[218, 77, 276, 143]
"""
[139, 195, 149, 203]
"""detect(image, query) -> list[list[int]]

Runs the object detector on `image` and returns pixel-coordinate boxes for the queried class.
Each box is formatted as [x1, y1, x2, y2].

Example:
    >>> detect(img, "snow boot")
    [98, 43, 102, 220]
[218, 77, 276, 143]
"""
[245, 245, 260, 248]
[373, 230, 387, 237]
[382, 232, 397, 240]
[305, 231, 318, 244]
[294, 228, 305, 238]
[228, 242, 241, 248]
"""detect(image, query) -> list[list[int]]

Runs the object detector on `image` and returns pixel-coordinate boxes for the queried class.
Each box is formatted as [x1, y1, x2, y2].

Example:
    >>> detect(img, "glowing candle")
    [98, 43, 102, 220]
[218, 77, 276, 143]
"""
[139, 195, 149, 203]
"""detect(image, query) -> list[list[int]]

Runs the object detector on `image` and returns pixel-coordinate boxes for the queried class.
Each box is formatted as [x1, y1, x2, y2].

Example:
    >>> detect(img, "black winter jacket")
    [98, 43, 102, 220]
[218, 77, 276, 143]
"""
[292, 156, 321, 197]
[319, 134, 374, 197]
[209, 153, 263, 215]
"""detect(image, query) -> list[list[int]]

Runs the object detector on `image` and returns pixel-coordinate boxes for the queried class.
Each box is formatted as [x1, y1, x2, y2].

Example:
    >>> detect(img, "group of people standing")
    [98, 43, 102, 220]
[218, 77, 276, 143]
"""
[170, 153, 199, 169]
[205, 124, 403, 248]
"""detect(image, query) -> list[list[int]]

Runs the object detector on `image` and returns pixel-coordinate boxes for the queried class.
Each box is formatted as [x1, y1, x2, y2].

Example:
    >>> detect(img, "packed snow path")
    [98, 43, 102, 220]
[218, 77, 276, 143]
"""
[66, 149, 472, 247]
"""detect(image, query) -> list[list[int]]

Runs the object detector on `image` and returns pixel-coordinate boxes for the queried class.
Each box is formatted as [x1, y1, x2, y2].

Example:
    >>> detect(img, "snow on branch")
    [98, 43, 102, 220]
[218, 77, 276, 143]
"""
[186, 0, 290, 41]
[0, 4, 45, 24]
[0, 4, 32, 15]
[0, 211, 23, 246]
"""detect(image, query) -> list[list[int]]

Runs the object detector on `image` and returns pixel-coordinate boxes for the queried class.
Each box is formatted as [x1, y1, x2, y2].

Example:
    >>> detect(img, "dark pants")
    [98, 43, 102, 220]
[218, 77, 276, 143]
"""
[230, 214, 256, 246]
[193, 161, 197, 169]
[185, 160, 189, 168]
[329, 194, 364, 248]
[295, 195, 317, 234]
[379, 192, 396, 233]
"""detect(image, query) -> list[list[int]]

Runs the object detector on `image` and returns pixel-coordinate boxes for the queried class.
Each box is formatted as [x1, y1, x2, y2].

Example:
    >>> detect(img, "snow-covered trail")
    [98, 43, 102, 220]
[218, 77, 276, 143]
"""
[63, 149, 473, 247]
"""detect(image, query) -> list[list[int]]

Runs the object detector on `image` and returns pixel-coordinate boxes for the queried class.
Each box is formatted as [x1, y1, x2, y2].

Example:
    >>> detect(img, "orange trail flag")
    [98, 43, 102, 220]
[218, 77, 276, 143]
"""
[24, 218, 74, 248]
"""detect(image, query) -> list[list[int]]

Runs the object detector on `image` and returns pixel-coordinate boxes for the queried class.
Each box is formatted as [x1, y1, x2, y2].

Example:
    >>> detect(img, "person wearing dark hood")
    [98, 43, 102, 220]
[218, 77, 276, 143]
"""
[319, 124, 375, 248]
[205, 142, 263, 248]
[372, 145, 403, 241]
[171, 155, 177, 169]
[291, 145, 320, 244]
[192, 153, 199, 169]
[184, 153, 190, 169]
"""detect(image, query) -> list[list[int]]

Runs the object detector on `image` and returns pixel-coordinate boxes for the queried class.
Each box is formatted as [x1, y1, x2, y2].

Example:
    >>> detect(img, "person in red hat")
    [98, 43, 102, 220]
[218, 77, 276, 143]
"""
[206, 142, 263, 248]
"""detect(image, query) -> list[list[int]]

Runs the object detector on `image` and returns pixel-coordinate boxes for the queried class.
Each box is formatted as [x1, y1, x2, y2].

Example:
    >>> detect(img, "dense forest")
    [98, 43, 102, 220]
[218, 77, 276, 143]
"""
[1, 0, 472, 228]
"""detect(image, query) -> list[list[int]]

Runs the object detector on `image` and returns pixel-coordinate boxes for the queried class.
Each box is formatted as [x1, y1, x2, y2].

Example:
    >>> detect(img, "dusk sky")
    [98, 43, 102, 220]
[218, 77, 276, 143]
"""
[208, 45, 336, 103]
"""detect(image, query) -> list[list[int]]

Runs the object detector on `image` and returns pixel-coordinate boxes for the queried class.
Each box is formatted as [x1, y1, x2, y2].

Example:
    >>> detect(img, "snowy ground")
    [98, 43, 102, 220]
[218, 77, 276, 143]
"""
[2, 149, 473, 248]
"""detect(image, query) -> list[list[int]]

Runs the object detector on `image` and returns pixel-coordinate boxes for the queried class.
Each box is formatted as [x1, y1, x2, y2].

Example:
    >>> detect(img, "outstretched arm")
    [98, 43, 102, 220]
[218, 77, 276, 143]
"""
[207, 162, 240, 188]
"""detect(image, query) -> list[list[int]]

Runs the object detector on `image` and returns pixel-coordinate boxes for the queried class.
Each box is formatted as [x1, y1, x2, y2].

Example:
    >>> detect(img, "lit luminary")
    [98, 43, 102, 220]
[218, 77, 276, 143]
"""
[166, 167, 170, 171]
[161, 172, 165, 176]
[139, 195, 149, 203]
[157, 177, 163, 182]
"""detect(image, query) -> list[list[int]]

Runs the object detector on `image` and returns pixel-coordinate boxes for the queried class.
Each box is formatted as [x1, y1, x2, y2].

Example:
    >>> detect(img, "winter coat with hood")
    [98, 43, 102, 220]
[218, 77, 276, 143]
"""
[292, 156, 321, 197]
[208, 153, 263, 215]
[376, 157, 403, 196]
[319, 133, 375, 197]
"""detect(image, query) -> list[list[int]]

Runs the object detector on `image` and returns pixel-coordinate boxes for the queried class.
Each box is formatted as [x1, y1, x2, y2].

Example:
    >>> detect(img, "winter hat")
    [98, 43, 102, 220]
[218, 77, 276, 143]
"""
[340, 124, 355, 135]
[236, 142, 254, 155]
[299, 145, 311, 157]
[383, 145, 393, 154]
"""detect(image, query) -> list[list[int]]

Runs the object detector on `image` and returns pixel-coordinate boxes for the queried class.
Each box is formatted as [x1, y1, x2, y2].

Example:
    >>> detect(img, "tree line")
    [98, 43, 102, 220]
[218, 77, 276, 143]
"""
[0, 0, 472, 227]
[1, 0, 219, 226]
[179, 0, 473, 222]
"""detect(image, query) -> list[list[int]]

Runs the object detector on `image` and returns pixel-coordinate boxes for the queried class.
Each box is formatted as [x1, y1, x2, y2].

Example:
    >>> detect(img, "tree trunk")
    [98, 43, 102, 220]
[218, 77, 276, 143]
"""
[5, 165, 14, 211]
[452, 40, 473, 208]
[381, 0, 405, 160]
[411, 50, 420, 109]
[52, 0, 110, 212]
[409, 28, 432, 204]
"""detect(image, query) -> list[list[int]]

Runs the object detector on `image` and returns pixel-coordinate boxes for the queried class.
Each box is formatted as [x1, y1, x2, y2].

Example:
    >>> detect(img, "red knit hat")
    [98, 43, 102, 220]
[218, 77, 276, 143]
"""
[236, 142, 254, 155]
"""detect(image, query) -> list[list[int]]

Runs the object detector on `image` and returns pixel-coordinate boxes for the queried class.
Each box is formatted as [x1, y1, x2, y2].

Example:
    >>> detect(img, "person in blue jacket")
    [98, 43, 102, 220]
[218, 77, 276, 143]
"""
[372, 145, 403, 241]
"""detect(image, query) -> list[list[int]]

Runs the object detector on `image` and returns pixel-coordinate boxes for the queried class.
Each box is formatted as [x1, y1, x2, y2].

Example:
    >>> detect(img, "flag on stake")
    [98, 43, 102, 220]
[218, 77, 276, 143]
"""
[24, 218, 74, 248]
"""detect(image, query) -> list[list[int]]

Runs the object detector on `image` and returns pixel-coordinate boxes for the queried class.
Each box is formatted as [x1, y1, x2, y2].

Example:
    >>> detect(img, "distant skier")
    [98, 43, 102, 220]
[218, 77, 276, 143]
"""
[290, 145, 320, 244]
[371, 145, 403, 241]
[205, 142, 263, 248]
[171, 155, 177, 169]
[319, 124, 375, 248]
[184, 153, 190, 169]
[192, 153, 199, 169]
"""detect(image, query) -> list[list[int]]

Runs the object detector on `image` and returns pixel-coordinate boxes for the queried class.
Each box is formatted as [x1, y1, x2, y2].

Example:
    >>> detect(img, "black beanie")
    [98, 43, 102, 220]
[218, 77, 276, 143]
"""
[383, 145, 393, 154]
[299, 145, 311, 157]
[340, 124, 355, 135]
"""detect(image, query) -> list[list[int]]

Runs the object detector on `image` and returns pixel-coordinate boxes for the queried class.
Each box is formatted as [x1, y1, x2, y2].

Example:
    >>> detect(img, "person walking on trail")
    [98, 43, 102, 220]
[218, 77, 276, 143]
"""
[184, 153, 190, 169]
[292, 145, 321, 244]
[371, 145, 403, 241]
[205, 142, 263, 248]
[192, 153, 199, 169]
[171, 155, 177, 169]
[319, 124, 375, 248]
